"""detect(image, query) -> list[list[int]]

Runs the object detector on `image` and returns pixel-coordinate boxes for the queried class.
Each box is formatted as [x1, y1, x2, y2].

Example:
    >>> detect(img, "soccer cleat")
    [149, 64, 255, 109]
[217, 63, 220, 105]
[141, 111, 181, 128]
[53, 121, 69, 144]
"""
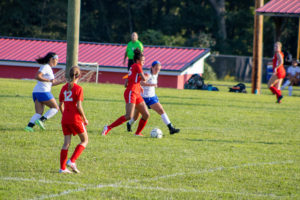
[35, 119, 45, 130]
[67, 160, 80, 173]
[127, 122, 132, 132]
[168, 123, 180, 135]
[277, 95, 283, 103]
[101, 125, 110, 136]
[59, 168, 72, 174]
[24, 126, 34, 132]
[135, 133, 144, 136]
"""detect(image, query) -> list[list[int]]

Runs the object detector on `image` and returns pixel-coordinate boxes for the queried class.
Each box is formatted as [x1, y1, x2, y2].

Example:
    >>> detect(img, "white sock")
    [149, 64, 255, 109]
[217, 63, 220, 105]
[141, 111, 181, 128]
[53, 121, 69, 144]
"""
[29, 113, 41, 124]
[161, 113, 171, 125]
[43, 108, 58, 120]
[288, 86, 293, 96]
[281, 80, 290, 89]
[128, 118, 136, 125]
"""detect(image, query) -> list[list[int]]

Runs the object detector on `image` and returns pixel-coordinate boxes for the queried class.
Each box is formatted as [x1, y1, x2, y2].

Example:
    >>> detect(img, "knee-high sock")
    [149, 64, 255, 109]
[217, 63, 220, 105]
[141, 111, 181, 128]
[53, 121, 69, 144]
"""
[128, 118, 136, 125]
[70, 144, 85, 163]
[161, 113, 171, 125]
[43, 108, 58, 120]
[60, 149, 68, 170]
[270, 86, 281, 98]
[281, 80, 290, 89]
[29, 113, 42, 124]
[135, 118, 148, 135]
[108, 115, 127, 129]
[288, 86, 293, 96]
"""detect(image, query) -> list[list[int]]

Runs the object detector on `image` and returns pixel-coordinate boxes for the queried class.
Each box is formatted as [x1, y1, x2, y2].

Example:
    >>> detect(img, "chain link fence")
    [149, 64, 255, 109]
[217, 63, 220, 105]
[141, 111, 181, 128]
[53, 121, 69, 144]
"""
[206, 54, 273, 83]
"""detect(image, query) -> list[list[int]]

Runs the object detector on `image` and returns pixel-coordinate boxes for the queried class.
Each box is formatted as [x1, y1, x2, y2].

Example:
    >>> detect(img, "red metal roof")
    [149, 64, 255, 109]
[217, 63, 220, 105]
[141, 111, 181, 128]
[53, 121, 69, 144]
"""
[256, 0, 300, 17]
[0, 37, 210, 72]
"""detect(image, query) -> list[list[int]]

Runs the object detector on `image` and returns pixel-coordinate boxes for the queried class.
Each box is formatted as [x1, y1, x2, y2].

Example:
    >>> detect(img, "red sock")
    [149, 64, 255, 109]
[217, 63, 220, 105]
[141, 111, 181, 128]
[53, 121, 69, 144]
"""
[70, 144, 85, 163]
[60, 149, 68, 170]
[270, 86, 281, 98]
[135, 118, 148, 135]
[108, 115, 127, 129]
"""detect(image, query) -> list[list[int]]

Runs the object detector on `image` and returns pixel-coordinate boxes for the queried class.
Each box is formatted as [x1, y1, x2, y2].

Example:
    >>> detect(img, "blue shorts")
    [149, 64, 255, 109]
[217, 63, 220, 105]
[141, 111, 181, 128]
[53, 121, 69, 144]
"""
[32, 92, 54, 102]
[143, 95, 159, 109]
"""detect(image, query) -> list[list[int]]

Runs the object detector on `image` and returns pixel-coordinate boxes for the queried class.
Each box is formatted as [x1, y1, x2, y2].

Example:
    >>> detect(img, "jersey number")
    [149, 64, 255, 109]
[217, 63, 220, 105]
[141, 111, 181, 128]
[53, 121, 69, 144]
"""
[64, 91, 73, 101]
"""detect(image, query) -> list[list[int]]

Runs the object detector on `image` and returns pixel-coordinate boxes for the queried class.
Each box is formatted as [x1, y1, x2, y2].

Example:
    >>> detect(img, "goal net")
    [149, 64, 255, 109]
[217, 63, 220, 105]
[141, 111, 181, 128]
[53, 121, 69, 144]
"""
[54, 62, 99, 83]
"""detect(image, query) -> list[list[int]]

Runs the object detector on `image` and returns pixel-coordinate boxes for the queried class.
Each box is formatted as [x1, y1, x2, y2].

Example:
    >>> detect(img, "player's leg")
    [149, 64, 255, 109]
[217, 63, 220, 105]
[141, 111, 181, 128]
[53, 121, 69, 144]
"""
[150, 103, 180, 134]
[134, 101, 149, 136]
[127, 109, 140, 132]
[25, 99, 44, 132]
[60, 134, 72, 173]
[68, 125, 88, 173]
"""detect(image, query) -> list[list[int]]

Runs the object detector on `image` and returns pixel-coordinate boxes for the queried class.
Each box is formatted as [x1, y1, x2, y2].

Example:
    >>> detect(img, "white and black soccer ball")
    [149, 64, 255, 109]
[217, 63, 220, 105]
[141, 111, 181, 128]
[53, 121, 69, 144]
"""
[150, 128, 163, 138]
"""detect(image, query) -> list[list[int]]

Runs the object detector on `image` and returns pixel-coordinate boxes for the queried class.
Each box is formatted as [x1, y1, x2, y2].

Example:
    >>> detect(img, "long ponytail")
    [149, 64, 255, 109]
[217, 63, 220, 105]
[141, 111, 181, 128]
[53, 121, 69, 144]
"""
[68, 66, 81, 90]
[36, 52, 57, 64]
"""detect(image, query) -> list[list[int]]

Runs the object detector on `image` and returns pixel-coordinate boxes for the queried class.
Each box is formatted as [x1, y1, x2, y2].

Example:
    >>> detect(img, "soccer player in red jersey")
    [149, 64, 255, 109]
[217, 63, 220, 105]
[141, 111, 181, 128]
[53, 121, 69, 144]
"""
[58, 66, 88, 173]
[102, 48, 149, 136]
[268, 42, 286, 103]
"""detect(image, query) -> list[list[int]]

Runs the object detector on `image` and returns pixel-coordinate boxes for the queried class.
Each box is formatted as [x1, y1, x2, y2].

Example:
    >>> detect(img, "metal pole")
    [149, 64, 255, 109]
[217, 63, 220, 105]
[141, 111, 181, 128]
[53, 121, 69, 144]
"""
[297, 17, 300, 61]
[252, 0, 264, 94]
[66, 0, 81, 80]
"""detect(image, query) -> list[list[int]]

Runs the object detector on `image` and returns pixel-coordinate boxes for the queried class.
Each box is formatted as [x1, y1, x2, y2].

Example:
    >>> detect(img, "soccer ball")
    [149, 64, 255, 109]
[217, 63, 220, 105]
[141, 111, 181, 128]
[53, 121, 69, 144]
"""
[150, 128, 163, 138]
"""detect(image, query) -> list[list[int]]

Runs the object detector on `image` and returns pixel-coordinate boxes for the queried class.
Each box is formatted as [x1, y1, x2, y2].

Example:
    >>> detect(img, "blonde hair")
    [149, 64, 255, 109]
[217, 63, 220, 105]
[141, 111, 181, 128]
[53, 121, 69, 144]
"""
[68, 66, 81, 90]
[275, 41, 282, 49]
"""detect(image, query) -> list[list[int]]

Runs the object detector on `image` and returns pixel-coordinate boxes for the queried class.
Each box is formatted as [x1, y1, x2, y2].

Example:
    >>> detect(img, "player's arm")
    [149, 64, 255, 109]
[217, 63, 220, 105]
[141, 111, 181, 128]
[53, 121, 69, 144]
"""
[59, 102, 64, 113]
[77, 101, 88, 125]
[51, 78, 65, 86]
[275, 52, 283, 72]
[140, 74, 156, 87]
[138, 72, 148, 82]
[35, 71, 51, 82]
[124, 79, 128, 88]
[123, 48, 128, 65]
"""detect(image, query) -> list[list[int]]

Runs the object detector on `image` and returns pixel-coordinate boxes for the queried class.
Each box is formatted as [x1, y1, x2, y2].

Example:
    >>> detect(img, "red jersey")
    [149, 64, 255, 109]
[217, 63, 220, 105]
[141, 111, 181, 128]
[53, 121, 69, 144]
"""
[126, 63, 143, 93]
[59, 83, 84, 124]
[272, 51, 284, 71]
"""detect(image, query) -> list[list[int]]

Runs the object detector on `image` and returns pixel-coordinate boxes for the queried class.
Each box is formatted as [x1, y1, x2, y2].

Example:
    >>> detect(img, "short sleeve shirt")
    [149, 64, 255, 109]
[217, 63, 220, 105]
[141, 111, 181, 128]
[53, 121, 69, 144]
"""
[33, 64, 54, 92]
[59, 83, 84, 124]
[287, 66, 299, 76]
[126, 40, 143, 60]
[126, 63, 143, 93]
[142, 72, 158, 98]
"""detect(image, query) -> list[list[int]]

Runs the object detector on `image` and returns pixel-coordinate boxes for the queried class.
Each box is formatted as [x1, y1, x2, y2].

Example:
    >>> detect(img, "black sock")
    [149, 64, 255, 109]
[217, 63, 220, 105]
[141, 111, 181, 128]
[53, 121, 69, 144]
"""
[27, 122, 35, 128]
[167, 123, 173, 130]
[40, 116, 47, 122]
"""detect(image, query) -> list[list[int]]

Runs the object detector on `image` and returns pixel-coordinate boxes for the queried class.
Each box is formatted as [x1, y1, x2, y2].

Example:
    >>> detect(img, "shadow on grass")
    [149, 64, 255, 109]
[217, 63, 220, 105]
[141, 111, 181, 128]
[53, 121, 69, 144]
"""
[185, 138, 286, 145]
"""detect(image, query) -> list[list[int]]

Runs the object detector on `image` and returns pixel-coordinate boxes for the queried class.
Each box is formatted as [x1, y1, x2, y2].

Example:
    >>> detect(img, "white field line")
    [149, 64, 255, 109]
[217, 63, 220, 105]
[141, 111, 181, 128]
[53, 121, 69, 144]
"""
[21, 160, 294, 200]
[0, 177, 92, 186]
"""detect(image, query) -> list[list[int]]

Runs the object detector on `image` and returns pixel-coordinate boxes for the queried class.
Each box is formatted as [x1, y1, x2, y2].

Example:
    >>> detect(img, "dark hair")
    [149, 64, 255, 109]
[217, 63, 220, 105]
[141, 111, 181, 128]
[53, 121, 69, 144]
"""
[68, 66, 81, 90]
[133, 48, 143, 62]
[36, 52, 57, 64]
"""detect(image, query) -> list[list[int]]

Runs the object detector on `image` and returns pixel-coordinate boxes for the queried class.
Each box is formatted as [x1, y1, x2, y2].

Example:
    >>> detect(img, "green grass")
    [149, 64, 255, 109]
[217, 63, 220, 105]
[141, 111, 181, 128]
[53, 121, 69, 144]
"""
[0, 78, 299, 200]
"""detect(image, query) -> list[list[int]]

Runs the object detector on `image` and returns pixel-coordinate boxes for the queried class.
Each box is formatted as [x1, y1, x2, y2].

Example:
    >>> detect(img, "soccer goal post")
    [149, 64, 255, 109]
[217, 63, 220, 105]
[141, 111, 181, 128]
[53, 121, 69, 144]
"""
[77, 62, 99, 83]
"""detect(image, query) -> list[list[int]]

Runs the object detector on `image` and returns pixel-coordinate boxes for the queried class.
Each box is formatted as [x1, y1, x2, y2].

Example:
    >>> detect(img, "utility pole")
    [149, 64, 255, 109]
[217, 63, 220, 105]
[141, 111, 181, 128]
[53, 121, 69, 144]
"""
[66, 0, 81, 79]
[252, 0, 264, 94]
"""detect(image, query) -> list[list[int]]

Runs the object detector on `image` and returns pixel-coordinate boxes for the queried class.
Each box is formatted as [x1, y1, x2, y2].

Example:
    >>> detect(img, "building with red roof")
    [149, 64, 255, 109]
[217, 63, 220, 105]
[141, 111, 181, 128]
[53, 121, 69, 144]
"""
[0, 36, 210, 89]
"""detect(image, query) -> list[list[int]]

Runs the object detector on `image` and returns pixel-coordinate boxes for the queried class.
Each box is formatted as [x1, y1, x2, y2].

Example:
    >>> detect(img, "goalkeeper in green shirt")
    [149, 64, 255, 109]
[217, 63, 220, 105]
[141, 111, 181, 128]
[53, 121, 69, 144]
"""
[123, 32, 144, 70]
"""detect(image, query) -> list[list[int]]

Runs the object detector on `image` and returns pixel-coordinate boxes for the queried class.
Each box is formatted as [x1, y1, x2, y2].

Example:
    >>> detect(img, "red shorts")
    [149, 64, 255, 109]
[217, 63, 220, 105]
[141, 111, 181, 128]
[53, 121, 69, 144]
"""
[62, 122, 86, 136]
[124, 89, 144, 104]
[276, 68, 286, 79]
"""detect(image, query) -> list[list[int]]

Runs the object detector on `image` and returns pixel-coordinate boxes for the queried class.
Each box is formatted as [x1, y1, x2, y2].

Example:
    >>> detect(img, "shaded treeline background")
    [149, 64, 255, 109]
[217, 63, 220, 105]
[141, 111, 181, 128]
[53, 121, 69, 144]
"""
[0, 0, 298, 58]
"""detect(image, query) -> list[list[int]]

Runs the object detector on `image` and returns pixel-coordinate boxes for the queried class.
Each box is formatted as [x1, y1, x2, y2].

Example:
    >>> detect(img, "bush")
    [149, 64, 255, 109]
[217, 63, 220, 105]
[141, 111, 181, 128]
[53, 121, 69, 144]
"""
[202, 62, 217, 81]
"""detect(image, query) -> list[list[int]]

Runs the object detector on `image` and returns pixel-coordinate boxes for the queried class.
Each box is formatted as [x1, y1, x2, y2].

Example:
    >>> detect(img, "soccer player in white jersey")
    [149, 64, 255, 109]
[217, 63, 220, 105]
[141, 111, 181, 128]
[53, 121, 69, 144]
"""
[281, 60, 300, 96]
[25, 52, 64, 132]
[127, 61, 180, 134]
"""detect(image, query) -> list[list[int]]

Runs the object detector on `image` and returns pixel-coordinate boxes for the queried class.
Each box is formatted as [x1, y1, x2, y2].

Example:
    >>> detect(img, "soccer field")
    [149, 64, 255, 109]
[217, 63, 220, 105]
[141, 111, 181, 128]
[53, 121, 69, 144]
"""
[0, 78, 299, 200]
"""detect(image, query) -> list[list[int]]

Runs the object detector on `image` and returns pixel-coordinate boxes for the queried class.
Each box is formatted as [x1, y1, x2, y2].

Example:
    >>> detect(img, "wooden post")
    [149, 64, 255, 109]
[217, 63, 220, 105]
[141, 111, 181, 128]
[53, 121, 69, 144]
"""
[297, 17, 300, 61]
[66, 0, 81, 79]
[252, 0, 264, 94]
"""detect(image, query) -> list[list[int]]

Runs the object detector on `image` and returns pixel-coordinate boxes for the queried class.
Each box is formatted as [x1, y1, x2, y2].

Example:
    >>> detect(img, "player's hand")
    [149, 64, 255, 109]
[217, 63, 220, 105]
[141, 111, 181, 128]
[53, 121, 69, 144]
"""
[84, 119, 88, 126]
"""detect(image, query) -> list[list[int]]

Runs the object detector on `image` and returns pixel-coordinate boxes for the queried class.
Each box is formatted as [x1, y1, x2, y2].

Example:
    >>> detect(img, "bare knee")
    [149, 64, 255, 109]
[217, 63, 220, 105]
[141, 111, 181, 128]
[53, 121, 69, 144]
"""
[142, 112, 150, 120]
[62, 142, 70, 150]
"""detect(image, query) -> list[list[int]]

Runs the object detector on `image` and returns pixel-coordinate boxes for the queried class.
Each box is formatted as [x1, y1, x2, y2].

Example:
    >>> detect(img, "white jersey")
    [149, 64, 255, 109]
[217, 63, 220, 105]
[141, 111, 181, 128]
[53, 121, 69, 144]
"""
[33, 64, 54, 93]
[141, 72, 158, 98]
[287, 66, 300, 77]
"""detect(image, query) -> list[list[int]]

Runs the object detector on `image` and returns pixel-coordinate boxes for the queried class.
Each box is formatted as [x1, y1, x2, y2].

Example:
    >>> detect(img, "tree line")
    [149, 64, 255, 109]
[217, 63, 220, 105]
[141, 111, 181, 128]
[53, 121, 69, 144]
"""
[0, 0, 298, 58]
